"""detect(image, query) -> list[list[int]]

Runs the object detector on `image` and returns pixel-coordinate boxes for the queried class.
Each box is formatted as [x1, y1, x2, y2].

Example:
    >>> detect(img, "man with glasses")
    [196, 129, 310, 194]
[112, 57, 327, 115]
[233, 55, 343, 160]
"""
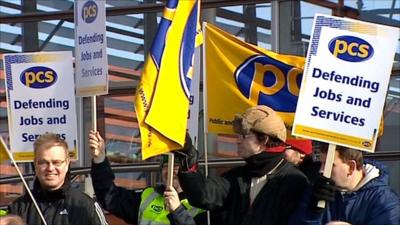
[176, 105, 309, 225]
[9, 133, 108, 225]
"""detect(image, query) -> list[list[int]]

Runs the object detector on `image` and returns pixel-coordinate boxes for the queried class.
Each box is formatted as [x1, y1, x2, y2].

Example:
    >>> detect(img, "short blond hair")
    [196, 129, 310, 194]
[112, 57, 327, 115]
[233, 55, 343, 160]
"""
[33, 133, 69, 159]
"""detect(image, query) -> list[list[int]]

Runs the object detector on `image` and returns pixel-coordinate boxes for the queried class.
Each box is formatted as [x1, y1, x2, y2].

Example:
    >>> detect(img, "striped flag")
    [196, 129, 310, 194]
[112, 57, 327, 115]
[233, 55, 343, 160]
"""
[135, 0, 202, 159]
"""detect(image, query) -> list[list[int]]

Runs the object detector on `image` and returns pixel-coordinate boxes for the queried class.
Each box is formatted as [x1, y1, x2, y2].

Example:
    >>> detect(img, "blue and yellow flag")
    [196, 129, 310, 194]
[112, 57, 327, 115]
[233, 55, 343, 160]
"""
[205, 23, 305, 134]
[135, 0, 202, 160]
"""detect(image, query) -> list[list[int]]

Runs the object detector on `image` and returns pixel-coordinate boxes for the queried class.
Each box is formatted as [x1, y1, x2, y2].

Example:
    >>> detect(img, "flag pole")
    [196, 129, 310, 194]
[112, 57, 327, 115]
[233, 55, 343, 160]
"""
[0, 137, 48, 225]
[201, 22, 211, 225]
[201, 22, 209, 178]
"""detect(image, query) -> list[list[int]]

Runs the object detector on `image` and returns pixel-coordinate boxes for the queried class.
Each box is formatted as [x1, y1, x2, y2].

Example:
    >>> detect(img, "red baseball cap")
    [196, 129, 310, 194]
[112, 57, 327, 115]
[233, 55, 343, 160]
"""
[285, 139, 313, 155]
[265, 145, 286, 153]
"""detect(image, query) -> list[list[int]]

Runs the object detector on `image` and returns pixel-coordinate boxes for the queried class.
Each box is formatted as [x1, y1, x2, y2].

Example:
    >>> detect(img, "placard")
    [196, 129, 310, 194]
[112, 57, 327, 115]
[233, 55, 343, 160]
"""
[293, 14, 399, 152]
[4, 51, 78, 161]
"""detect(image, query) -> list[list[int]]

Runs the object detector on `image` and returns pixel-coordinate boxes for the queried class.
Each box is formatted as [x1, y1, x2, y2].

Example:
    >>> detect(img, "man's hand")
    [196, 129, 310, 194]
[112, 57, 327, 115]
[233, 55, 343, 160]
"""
[174, 133, 198, 172]
[325, 222, 352, 225]
[313, 175, 337, 202]
[88, 130, 106, 164]
[164, 186, 181, 212]
[312, 175, 338, 212]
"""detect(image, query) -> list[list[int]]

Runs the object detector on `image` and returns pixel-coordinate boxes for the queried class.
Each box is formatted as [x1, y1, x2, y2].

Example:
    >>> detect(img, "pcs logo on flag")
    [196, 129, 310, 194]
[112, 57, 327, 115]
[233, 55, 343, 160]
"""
[179, 5, 198, 99]
[234, 55, 303, 113]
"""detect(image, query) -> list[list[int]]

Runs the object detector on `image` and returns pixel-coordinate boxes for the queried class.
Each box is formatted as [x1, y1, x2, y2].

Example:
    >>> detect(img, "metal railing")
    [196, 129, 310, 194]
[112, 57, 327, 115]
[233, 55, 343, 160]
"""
[0, 158, 245, 185]
[1, 152, 399, 185]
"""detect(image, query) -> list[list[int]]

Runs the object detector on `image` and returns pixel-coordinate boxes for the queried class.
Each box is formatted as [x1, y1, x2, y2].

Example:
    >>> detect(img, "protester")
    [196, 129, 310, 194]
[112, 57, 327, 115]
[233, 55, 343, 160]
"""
[284, 138, 313, 166]
[9, 133, 108, 225]
[284, 139, 321, 184]
[176, 105, 309, 225]
[0, 214, 26, 225]
[88, 130, 205, 225]
[289, 145, 400, 225]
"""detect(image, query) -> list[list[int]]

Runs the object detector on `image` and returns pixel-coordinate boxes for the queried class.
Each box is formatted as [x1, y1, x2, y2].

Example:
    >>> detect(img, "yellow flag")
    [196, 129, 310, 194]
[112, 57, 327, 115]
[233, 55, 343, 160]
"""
[205, 23, 305, 134]
[135, 0, 202, 159]
[0, 136, 10, 162]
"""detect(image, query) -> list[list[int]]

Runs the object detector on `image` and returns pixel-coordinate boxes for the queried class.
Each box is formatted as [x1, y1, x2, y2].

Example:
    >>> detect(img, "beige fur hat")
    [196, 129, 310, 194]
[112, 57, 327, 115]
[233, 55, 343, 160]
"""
[233, 105, 287, 142]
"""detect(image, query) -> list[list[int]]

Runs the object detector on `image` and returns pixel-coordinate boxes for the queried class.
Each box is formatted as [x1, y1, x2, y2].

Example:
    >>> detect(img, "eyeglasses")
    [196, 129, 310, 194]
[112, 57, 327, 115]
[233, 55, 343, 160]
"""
[36, 159, 67, 168]
[238, 133, 255, 139]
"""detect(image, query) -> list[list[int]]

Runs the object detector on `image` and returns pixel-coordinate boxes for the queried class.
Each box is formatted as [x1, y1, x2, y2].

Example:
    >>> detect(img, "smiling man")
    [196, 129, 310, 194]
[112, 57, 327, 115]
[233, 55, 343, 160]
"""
[9, 133, 108, 225]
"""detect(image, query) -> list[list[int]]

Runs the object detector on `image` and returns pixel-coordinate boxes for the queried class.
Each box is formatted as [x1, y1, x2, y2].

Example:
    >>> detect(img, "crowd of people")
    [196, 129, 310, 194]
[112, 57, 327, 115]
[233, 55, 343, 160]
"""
[1, 105, 399, 225]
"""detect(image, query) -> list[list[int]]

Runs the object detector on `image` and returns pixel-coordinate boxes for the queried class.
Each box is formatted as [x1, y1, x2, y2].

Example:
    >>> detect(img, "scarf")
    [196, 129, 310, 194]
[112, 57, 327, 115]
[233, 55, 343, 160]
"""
[244, 151, 284, 177]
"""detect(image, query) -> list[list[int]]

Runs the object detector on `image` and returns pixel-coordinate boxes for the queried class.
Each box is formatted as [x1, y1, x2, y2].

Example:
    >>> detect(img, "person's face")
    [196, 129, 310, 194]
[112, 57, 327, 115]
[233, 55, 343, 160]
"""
[284, 148, 305, 165]
[34, 145, 69, 191]
[237, 132, 264, 158]
[162, 164, 180, 189]
[320, 151, 351, 189]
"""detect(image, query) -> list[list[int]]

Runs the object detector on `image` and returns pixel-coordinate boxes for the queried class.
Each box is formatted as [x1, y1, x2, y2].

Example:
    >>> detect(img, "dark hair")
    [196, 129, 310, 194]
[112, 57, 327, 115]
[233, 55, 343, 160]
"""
[321, 145, 364, 170]
[252, 130, 284, 148]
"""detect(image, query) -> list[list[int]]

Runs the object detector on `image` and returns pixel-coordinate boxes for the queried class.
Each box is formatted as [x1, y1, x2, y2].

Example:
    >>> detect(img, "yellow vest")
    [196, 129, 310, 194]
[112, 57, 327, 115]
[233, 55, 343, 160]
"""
[138, 187, 204, 225]
[0, 209, 7, 216]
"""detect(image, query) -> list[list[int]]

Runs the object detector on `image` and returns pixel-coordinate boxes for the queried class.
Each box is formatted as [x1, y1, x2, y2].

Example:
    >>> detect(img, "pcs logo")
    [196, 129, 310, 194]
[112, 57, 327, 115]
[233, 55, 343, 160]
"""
[82, 0, 97, 23]
[328, 35, 373, 62]
[234, 55, 303, 112]
[20, 66, 57, 89]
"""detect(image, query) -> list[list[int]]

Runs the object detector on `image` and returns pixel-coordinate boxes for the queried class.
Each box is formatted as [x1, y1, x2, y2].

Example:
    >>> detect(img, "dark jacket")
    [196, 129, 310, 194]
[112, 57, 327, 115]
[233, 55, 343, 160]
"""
[90, 158, 206, 225]
[9, 179, 108, 225]
[289, 160, 400, 225]
[178, 152, 309, 225]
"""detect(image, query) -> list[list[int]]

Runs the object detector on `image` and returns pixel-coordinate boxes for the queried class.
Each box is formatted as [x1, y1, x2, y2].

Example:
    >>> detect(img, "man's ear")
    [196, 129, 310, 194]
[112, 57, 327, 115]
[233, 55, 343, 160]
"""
[348, 160, 357, 176]
[65, 158, 71, 170]
[263, 135, 269, 145]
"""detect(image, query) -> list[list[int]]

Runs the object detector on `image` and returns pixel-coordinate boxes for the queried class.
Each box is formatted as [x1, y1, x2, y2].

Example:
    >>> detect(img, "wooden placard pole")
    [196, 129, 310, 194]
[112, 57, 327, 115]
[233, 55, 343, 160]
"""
[91, 96, 97, 131]
[317, 143, 336, 208]
[167, 153, 175, 189]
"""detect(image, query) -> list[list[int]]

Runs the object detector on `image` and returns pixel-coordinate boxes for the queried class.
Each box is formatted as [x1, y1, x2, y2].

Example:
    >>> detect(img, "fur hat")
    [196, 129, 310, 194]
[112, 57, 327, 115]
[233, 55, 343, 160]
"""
[286, 139, 313, 155]
[233, 105, 287, 142]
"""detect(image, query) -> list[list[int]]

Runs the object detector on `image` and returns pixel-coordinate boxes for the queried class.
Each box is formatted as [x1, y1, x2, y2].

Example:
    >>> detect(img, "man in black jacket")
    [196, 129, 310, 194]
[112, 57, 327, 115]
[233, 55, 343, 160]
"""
[177, 105, 309, 225]
[88, 130, 206, 225]
[9, 133, 108, 225]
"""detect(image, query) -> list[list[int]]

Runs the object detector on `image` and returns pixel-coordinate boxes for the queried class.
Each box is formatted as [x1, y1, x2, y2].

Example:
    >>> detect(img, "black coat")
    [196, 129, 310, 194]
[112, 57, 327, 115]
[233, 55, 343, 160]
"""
[179, 155, 308, 225]
[9, 180, 108, 225]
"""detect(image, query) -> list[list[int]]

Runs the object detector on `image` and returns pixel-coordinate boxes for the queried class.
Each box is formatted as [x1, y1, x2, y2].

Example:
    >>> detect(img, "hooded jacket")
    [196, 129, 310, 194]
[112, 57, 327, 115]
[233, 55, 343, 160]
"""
[289, 159, 400, 225]
[178, 152, 308, 225]
[9, 178, 108, 225]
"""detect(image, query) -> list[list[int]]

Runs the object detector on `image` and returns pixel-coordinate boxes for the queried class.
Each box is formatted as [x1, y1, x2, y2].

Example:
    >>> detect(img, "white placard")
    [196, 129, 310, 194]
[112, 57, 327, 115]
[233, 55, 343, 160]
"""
[75, 0, 108, 97]
[3, 51, 78, 161]
[293, 14, 399, 152]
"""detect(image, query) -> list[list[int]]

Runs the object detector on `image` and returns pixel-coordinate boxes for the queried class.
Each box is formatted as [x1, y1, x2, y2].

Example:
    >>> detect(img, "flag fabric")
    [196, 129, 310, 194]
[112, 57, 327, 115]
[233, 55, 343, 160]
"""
[0, 136, 10, 163]
[204, 23, 305, 135]
[135, 0, 202, 160]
